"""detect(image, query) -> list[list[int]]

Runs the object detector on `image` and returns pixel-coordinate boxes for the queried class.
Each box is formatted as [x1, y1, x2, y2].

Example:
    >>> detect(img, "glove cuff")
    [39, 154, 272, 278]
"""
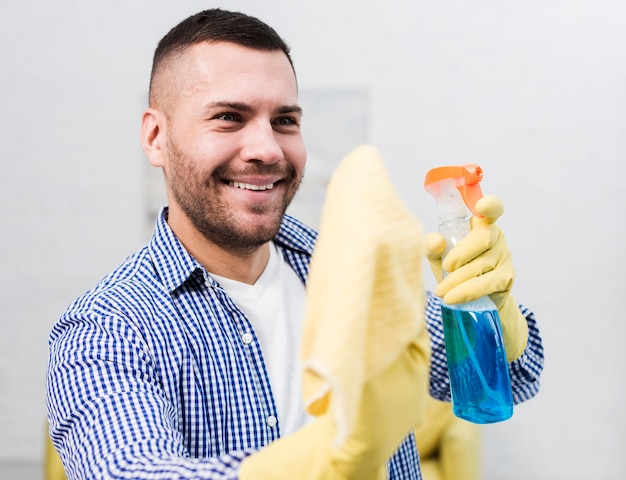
[239, 415, 386, 480]
[239, 415, 339, 480]
[493, 294, 529, 362]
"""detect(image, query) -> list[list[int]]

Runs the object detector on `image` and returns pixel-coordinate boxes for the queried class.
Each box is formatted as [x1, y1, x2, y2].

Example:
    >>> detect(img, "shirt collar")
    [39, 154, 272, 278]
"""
[148, 207, 317, 294]
[148, 207, 203, 293]
[275, 214, 317, 256]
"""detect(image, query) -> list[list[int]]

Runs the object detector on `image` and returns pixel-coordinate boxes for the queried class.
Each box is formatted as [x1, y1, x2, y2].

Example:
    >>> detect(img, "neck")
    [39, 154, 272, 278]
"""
[166, 208, 271, 285]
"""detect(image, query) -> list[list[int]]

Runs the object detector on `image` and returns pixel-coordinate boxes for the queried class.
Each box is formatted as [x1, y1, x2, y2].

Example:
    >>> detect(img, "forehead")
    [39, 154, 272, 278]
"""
[170, 41, 298, 105]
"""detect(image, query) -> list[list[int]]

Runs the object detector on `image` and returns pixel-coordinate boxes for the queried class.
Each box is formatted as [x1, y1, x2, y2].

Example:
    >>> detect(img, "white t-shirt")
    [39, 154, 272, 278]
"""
[210, 242, 310, 436]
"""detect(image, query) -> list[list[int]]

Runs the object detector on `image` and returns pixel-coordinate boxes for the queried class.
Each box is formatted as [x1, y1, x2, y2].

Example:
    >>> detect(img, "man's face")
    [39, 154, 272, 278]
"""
[155, 41, 306, 252]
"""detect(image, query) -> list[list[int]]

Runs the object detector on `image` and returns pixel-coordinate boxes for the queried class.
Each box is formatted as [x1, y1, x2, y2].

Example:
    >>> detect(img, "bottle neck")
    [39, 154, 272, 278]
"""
[438, 214, 470, 259]
[438, 213, 469, 228]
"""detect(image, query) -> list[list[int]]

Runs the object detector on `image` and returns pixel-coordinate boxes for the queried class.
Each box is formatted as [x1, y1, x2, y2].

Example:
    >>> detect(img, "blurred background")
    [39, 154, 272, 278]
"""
[1, 0, 625, 478]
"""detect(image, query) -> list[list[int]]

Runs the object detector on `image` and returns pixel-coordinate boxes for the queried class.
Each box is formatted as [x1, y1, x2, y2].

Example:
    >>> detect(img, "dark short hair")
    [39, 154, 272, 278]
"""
[149, 8, 294, 105]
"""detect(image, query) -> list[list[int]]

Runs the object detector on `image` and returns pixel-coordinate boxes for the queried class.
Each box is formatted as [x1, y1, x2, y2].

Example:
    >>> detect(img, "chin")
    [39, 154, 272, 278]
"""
[244, 217, 283, 239]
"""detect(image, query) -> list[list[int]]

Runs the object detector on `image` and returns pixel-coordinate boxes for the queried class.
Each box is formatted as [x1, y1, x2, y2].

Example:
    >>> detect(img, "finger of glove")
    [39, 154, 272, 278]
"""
[474, 195, 504, 222]
[436, 242, 513, 300]
[425, 232, 446, 260]
[425, 232, 446, 283]
[442, 223, 501, 272]
[438, 265, 515, 305]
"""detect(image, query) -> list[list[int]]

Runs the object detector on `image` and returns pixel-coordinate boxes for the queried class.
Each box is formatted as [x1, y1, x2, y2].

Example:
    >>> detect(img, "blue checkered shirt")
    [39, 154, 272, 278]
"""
[47, 208, 544, 479]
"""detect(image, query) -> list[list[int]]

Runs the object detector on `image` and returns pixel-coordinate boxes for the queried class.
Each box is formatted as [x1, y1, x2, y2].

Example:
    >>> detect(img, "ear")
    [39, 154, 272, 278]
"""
[141, 108, 167, 168]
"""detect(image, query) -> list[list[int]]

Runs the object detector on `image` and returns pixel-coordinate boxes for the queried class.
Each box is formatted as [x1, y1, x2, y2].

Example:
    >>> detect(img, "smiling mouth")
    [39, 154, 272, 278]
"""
[229, 181, 275, 191]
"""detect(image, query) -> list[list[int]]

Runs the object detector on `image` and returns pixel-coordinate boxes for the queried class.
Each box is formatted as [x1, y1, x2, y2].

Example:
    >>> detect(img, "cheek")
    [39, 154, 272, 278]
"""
[169, 139, 223, 176]
[286, 137, 307, 176]
[165, 144, 206, 185]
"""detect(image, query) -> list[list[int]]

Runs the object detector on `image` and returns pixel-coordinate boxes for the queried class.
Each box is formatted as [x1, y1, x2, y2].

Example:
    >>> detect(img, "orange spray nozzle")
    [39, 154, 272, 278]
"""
[424, 164, 484, 217]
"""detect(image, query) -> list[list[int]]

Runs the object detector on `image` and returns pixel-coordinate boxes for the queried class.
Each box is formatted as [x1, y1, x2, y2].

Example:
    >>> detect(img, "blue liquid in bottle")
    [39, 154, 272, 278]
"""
[441, 298, 513, 424]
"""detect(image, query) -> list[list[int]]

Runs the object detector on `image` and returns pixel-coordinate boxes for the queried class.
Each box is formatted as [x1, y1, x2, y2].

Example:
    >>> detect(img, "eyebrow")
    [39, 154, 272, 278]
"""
[205, 101, 302, 115]
[277, 104, 303, 115]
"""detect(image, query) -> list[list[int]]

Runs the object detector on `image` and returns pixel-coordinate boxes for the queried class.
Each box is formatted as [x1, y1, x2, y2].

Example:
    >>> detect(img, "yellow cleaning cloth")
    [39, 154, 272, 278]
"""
[301, 145, 428, 447]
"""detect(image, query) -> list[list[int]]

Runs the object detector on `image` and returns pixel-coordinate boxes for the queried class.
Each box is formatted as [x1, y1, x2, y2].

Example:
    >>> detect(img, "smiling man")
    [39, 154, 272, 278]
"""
[46, 8, 544, 480]
[143, 39, 306, 283]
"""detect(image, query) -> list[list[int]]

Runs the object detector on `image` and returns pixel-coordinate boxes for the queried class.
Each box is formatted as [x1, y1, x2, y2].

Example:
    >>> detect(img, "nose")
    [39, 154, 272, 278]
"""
[240, 121, 284, 164]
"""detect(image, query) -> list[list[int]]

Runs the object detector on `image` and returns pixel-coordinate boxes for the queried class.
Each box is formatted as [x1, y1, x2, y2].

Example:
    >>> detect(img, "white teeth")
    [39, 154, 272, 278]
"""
[230, 181, 275, 191]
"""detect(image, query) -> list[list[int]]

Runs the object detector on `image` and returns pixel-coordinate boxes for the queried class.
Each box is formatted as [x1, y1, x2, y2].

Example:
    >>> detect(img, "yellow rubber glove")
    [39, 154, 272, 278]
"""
[239, 335, 429, 480]
[424, 195, 528, 361]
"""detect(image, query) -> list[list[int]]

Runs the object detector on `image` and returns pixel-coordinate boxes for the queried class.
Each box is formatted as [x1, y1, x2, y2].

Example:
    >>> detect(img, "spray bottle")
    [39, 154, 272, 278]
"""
[424, 164, 513, 424]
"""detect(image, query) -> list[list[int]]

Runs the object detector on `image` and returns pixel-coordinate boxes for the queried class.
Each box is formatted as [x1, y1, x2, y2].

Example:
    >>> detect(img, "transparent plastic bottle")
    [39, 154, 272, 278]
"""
[425, 165, 513, 424]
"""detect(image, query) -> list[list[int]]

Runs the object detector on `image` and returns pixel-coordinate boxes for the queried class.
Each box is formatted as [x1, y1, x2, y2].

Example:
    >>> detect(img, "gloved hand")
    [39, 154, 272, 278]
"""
[424, 195, 528, 361]
[239, 333, 429, 480]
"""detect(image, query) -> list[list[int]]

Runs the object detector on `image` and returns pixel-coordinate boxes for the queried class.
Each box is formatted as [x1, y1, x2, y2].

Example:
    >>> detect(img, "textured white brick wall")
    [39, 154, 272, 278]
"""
[1, 1, 625, 479]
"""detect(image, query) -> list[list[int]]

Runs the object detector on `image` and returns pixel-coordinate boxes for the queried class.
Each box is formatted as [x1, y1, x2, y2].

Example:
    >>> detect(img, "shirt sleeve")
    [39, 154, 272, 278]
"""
[424, 292, 544, 403]
[46, 304, 255, 480]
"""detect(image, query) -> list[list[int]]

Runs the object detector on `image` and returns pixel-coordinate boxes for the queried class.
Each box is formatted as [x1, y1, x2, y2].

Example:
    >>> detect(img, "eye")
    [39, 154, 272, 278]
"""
[274, 116, 299, 126]
[214, 112, 241, 122]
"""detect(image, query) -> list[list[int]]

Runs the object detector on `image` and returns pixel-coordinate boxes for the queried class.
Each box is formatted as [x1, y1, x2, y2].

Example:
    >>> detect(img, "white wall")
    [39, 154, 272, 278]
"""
[1, 1, 625, 478]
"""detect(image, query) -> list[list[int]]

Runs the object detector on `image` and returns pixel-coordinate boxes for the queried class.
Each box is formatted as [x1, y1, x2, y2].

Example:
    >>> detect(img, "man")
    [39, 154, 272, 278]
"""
[47, 8, 544, 479]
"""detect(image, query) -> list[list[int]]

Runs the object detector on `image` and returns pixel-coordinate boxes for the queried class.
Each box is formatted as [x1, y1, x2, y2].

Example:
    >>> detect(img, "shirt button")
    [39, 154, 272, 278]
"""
[241, 332, 253, 345]
[266, 415, 277, 427]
